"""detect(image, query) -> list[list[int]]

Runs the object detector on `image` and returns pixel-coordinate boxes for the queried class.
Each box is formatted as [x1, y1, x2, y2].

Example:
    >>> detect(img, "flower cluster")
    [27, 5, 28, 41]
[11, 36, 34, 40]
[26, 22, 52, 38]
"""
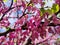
[0, 0, 60, 45]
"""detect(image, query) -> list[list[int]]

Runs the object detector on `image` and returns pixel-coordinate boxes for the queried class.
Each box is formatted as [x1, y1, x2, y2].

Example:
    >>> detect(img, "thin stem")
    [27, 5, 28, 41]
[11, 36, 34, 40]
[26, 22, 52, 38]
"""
[0, 0, 13, 21]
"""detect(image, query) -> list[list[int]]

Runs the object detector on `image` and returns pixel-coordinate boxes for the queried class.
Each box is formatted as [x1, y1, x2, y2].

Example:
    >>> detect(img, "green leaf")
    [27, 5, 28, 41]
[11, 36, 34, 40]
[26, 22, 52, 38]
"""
[40, 8, 45, 16]
[57, 13, 60, 18]
[3, 0, 8, 2]
[46, 9, 52, 14]
[6, 27, 10, 31]
[14, 0, 17, 2]
[51, 4, 59, 13]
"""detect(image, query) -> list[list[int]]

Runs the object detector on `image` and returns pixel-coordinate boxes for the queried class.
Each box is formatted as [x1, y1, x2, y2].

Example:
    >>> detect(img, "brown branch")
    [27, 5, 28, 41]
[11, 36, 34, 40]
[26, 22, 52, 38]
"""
[23, 32, 32, 45]
[47, 23, 60, 26]
[0, 28, 15, 36]
[0, 0, 13, 21]
[36, 34, 55, 45]
[18, 1, 32, 19]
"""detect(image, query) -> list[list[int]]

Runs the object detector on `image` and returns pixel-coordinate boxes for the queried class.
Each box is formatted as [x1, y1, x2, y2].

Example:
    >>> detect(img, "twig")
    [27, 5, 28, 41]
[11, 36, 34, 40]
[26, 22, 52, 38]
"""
[0, 0, 13, 21]
[23, 32, 32, 45]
